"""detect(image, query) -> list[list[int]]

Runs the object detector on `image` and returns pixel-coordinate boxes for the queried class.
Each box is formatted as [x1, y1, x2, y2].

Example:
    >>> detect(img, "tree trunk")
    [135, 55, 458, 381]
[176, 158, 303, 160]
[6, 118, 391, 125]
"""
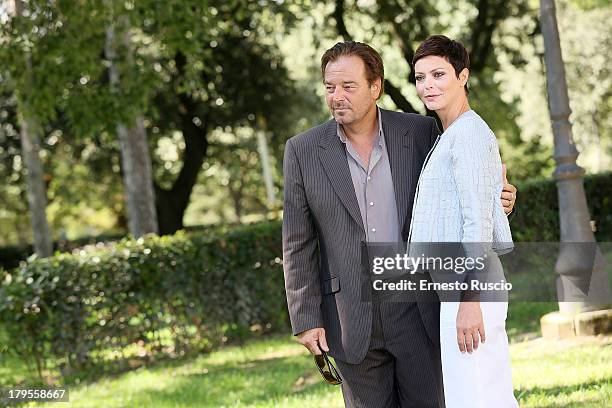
[115, 118, 158, 236]
[228, 182, 244, 222]
[14, 0, 53, 257]
[18, 114, 53, 257]
[105, 13, 158, 237]
[256, 116, 276, 208]
[155, 101, 208, 235]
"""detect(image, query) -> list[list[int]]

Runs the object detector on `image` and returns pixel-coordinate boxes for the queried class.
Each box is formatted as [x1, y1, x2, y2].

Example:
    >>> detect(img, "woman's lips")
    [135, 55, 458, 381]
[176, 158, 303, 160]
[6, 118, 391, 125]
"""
[424, 94, 440, 101]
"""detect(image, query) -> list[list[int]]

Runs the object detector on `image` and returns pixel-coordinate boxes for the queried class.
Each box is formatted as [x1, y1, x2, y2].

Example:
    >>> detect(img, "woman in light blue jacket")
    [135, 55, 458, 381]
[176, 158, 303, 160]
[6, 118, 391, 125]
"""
[409, 35, 518, 407]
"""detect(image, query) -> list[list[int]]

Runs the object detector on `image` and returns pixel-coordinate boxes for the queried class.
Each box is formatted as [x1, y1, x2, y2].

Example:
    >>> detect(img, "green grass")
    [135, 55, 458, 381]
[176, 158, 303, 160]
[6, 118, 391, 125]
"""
[3, 333, 606, 407]
[513, 336, 612, 407]
[18, 336, 344, 408]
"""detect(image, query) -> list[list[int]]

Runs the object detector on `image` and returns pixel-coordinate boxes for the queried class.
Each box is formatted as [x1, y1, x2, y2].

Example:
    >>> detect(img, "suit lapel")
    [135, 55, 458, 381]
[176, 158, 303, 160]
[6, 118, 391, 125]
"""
[318, 120, 365, 232]
[381, 109, 413, 234]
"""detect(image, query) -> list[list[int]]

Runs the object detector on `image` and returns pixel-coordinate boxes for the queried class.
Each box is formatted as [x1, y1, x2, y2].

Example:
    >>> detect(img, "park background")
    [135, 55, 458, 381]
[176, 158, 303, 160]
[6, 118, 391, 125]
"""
[0, 0, 610, 407]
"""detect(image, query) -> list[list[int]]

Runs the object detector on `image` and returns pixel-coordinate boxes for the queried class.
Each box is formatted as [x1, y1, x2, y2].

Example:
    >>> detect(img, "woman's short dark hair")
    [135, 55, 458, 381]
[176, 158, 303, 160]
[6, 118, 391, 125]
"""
[413, 35, 470, 95]
[321, 41, 385, 98]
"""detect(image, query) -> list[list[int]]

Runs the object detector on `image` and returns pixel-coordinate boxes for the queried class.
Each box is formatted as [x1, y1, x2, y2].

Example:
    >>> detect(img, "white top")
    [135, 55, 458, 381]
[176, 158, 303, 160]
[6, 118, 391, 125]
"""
[408, 110, 513, 255]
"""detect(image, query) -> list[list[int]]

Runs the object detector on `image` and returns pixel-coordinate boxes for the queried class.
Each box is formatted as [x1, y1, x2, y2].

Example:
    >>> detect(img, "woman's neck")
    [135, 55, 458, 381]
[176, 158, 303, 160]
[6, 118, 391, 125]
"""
[437, 99, 471, 131]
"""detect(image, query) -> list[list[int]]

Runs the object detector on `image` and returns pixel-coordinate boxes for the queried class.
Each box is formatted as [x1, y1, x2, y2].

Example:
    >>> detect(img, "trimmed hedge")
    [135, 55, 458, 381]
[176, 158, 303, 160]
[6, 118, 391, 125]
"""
[512, 172, 611, 242]
[0, 222, 286, 376]
[0, 232, 125, 271]
[0, 224, 239, 270]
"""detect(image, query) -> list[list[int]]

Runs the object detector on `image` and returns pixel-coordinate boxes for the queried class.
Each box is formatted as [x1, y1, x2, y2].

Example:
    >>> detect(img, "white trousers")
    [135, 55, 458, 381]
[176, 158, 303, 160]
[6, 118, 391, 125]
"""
[440, 300, 519, 408]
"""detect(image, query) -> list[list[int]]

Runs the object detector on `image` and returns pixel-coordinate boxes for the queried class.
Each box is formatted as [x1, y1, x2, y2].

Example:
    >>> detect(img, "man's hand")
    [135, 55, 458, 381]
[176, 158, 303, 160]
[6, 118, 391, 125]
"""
[456, 301, 485, 354]
[297, 327, 328, 355]
[501, 164, 517, 215]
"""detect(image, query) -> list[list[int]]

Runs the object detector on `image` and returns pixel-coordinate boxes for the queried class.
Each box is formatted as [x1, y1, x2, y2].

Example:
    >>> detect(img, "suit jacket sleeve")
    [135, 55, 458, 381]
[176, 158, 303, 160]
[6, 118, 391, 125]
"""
[282, 138, 324, 335]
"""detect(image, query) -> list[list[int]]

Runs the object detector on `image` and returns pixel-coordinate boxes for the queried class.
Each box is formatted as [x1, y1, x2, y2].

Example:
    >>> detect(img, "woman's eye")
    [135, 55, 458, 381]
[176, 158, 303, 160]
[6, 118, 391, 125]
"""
[415, 76, 424, 81]
[434, 72, 444, 77]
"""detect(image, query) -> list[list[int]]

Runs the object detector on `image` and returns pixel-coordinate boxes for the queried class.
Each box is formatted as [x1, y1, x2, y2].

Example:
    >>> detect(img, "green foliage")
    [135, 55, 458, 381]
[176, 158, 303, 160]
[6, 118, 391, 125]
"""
[0, 221, 286, 375]
[0, 90, 30, 245]
[0, 0, 321, 237]
[494, 0, 612, 177]
[559, 0, 612, 171]
[569, 0, 610, 10]
[1, 0, 610, 244]
[511, 172, 611, 242]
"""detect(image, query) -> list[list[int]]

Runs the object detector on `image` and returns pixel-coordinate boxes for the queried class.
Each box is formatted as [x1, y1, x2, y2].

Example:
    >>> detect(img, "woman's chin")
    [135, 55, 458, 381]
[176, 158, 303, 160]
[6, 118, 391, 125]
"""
[423, 101, 439, 112]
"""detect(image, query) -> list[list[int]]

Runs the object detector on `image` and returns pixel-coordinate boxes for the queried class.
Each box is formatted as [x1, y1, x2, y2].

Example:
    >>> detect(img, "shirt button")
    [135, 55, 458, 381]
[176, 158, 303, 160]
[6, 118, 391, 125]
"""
[369, 202, 374, 206]
[367, 176, 371, 181]
[371, 228, 376, 232]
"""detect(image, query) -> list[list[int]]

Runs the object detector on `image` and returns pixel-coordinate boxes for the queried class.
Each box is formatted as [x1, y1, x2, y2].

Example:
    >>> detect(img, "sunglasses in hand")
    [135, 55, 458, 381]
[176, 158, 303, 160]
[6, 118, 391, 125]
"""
[314, 349, 342, 385]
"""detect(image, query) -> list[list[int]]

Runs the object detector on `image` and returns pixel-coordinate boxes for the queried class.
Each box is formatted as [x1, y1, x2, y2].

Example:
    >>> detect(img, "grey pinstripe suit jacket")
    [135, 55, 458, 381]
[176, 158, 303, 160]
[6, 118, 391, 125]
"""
[282, 108, 440, 364]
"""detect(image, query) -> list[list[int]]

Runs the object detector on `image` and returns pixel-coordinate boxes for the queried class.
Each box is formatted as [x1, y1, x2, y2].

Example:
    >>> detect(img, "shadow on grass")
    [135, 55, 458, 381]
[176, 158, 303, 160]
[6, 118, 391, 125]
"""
[516, 377, 612, 408]
[0, 330, 275, 389]
[0, 352, 221, 407]
[3, 353, 180, 384]
[107, 352, 339, 407]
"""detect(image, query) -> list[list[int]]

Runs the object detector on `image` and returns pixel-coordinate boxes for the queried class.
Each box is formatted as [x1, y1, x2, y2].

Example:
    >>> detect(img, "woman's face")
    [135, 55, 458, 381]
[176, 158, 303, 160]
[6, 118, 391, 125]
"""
[414, 55, 468, 112]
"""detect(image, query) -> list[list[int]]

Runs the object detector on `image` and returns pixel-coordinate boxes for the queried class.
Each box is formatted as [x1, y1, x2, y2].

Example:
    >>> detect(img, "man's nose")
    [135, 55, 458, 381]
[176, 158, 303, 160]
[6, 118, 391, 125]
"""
[332, 87, 345, 101]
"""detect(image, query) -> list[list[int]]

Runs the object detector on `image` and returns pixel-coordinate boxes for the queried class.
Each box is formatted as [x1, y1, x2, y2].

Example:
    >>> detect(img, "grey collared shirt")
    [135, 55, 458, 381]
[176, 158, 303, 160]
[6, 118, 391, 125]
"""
[338, 108, 400, 242]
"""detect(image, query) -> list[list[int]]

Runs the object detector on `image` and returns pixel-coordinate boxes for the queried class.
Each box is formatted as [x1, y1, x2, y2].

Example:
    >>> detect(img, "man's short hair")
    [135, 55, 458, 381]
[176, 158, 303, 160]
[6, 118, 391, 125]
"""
[321, 41, 385, 98]
[413, 35, 470, 95]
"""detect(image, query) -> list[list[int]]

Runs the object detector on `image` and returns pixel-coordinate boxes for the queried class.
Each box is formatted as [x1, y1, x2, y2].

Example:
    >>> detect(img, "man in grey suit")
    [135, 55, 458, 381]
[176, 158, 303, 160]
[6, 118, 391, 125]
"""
[282, 41, 516, 407]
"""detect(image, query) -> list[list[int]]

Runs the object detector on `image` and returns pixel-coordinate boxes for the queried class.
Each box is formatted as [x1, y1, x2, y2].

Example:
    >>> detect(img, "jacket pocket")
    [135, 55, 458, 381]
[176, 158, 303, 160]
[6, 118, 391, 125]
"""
[322, 276, 340, 295]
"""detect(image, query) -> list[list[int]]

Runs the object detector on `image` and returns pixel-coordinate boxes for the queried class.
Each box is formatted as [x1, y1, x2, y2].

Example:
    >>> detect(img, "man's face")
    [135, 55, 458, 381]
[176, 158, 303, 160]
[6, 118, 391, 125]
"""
[324, 55, 380, 126]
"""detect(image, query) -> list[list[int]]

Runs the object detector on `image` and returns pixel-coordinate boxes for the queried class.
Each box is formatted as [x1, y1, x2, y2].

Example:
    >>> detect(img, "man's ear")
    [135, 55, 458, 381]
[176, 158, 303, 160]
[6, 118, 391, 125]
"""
[459, 68, 469, 88]
[371, 78, 382, 99]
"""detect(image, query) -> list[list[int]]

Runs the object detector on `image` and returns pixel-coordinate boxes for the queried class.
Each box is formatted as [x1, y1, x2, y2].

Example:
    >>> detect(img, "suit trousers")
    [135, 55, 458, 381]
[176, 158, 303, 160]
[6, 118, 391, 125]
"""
[335, 301, 445, 408]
